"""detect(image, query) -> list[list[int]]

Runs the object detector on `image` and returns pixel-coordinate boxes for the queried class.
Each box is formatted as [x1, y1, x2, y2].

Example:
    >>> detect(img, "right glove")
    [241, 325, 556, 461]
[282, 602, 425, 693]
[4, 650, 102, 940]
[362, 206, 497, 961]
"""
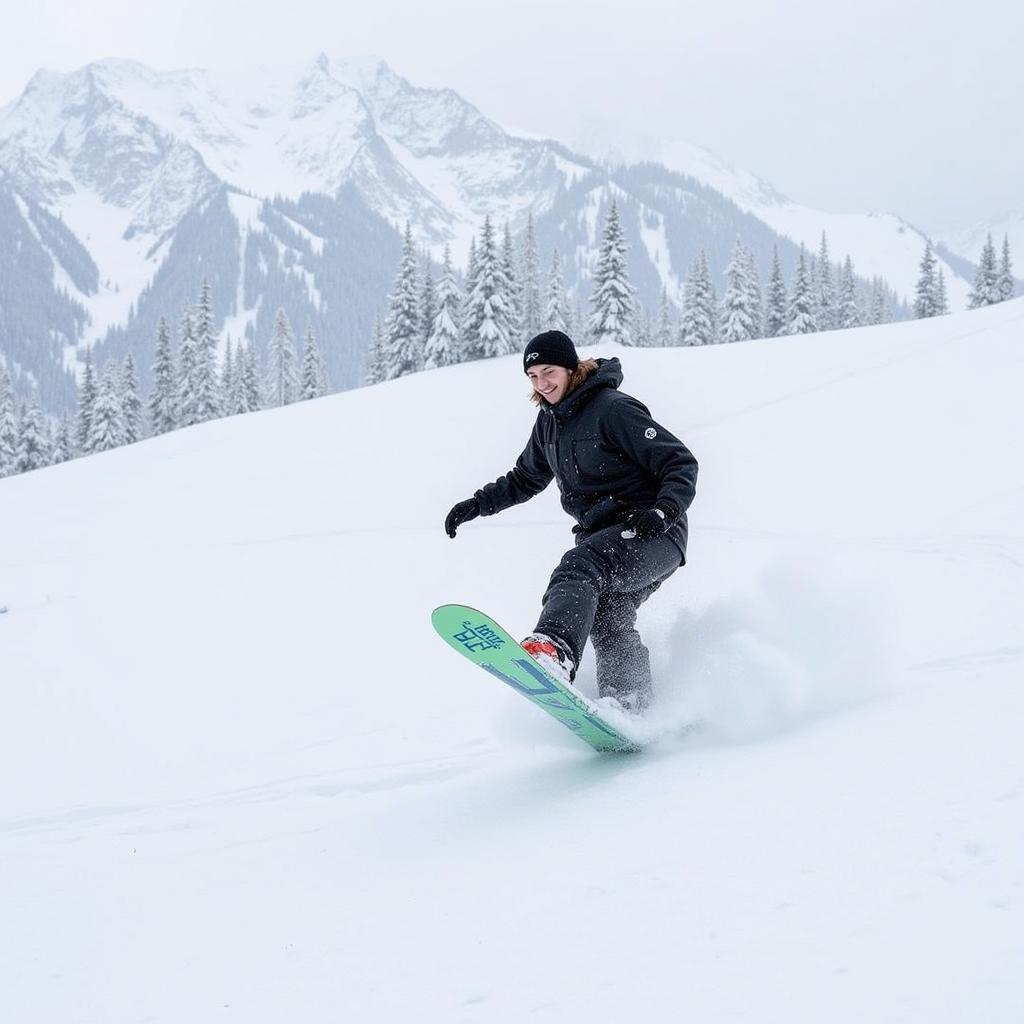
[445, 497, 481, 538]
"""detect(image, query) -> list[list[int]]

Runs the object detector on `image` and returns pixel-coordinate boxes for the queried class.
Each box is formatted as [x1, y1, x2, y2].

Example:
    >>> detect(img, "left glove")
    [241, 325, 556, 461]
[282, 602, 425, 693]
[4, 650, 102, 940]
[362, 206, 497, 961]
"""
[445, 497, 481, 539]
[621, 507, 667, 541]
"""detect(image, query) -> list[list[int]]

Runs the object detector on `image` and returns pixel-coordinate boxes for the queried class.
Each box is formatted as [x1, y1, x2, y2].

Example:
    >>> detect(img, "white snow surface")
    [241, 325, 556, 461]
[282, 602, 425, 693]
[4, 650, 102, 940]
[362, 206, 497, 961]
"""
[2, 301, 1023, 1021]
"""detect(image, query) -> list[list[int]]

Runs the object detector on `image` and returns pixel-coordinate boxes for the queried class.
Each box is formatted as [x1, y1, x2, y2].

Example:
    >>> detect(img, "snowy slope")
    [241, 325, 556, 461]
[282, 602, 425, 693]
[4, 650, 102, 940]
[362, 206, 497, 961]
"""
[2, 302, 1023, 1022]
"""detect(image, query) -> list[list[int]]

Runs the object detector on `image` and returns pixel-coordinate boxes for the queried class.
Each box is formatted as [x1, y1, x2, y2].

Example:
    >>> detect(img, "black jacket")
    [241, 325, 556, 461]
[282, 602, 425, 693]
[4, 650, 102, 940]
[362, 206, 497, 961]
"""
[475, 358, 698, 560]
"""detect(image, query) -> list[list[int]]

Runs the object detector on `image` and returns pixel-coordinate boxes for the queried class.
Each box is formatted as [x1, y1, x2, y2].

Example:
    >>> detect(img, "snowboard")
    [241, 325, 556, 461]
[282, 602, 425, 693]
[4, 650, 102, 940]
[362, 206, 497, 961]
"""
[431, 603, 643, 753]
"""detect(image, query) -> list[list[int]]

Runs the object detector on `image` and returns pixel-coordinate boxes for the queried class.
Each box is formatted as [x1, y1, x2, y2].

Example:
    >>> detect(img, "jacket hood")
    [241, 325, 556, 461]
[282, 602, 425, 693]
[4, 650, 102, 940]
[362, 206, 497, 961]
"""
[549, 357, 623, 421]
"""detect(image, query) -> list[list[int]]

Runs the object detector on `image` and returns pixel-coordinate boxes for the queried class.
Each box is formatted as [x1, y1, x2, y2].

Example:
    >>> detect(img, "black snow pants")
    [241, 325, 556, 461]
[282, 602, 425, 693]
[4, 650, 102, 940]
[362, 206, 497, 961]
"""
[535, 524, 683, 705]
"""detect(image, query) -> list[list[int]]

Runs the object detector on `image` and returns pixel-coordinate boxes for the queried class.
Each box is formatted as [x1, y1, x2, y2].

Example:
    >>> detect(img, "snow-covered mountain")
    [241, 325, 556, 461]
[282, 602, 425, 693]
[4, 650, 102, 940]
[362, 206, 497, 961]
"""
[3, 299, 1022, 1021]
[0, 55, 975, 413]
[936, 209, 1024, 270]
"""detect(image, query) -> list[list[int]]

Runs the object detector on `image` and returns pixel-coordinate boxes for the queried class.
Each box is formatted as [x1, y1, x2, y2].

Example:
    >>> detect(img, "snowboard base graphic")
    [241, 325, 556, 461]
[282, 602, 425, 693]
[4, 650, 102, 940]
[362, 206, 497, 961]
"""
[431, 603, 643, 753]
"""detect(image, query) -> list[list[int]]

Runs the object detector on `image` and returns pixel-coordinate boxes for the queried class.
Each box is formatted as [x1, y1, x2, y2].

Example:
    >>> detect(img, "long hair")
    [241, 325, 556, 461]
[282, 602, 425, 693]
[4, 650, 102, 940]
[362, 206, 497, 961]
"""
[529, 358, 600, 406]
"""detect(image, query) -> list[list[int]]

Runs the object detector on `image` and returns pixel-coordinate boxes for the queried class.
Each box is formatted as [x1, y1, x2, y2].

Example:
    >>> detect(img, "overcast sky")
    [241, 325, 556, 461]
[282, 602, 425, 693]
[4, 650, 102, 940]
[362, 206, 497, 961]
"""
[2, 0, 1020, 232]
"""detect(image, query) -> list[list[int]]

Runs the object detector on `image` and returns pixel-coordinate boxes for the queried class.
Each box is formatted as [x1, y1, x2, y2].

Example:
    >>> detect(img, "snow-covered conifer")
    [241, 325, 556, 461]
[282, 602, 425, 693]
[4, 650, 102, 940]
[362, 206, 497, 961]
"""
[588, 199, 638, 346]
[16, 398, 49, 473]
[419, 256, 436, 356]
[786, 246, 818, 335]
[837, 256, 860, 329]
[88, 363, 126, 452]
[870, 279, 891, 324]
[968, 234, 1000, 308]
[76, 349, 98, 452]
[545, 248, 570, 333]
[424, 245, 464, 369]
[0, 364, 18, 476]
[177, 305, 199, 427]
[463, 216, 517, 359]
[520, 211, 542, 339]
[502, 221, 523, 347]
[239, 343, 262, 412]
[720, 237, 759, 343]
[816, 232, 835, 331]
[656, 287, 674, 347]
[998, 235, 1015, 302]
[300, 325, 328, 400]
[914, 241, 939, 319]
[120, 353, 143, 444]
[364, 315, 386, 385]
[936, 267, 950, 316]
[743, 244, 764, 338]
[149, 316, 177, 435]
[265, 308, 299, 406]
[679, 250, 716, 346]
[381, 223, 423, 378]
[192, 278, 221, 423]
[765, 246, 788, 337]
[51, 415, 74, 464]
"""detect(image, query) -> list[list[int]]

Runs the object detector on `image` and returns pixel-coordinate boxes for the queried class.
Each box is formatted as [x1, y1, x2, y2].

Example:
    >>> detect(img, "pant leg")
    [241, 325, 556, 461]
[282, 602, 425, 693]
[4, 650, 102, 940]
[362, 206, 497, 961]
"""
[535, 525, 682, 669]
[590, 576, 668, 705]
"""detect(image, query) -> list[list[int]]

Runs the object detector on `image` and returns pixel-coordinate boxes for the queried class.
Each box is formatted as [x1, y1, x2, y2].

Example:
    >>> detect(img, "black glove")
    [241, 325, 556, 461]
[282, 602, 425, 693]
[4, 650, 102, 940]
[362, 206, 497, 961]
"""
[445, 497, 481, 538]
[622, 507, 668, 541]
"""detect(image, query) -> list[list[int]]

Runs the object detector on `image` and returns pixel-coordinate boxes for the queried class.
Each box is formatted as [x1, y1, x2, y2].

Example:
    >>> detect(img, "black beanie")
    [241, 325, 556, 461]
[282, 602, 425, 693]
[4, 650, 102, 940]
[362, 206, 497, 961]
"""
[523, 330, 579, 374]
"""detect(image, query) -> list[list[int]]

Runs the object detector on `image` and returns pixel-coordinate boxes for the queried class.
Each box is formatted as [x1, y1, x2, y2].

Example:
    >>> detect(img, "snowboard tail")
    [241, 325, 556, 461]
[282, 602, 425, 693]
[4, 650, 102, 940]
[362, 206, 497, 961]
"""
[431, 603, 642, 753]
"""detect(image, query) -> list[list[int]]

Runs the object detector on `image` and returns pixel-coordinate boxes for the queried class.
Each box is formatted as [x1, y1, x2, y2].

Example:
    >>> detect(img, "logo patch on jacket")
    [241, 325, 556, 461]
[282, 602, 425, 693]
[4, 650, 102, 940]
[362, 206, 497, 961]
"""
[645, 427, 657, 439]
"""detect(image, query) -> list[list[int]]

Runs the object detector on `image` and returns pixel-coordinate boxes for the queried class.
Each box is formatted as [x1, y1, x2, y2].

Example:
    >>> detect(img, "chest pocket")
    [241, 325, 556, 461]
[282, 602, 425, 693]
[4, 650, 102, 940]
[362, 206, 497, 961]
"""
[570, 436, 629, 485]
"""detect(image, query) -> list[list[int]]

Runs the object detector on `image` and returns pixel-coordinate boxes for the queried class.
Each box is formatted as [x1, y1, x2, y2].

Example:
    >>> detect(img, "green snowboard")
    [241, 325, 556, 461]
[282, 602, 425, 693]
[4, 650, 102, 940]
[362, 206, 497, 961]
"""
[431, 603, 643, 753]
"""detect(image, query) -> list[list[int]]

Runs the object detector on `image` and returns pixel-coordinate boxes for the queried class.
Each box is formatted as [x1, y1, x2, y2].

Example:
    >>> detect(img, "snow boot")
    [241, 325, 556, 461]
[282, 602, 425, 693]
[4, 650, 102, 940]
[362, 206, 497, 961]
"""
[520, 633, 576, 686]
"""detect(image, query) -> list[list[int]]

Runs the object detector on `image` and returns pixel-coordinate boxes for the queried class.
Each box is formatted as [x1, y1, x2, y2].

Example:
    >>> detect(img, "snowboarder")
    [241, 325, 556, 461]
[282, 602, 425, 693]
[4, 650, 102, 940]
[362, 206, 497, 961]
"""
[445, 330, 698, 712]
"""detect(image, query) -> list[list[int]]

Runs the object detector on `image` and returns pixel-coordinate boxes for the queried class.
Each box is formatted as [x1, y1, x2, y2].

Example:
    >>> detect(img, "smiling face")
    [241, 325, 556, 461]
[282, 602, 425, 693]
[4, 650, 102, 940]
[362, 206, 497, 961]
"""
[527, 363, 571, 405]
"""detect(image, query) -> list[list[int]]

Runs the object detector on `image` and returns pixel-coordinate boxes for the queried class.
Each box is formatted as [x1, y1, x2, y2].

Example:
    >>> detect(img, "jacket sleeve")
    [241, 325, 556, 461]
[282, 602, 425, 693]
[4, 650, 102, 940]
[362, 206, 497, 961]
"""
[600, 396, 698, 521]
[475, 415, 554, 516]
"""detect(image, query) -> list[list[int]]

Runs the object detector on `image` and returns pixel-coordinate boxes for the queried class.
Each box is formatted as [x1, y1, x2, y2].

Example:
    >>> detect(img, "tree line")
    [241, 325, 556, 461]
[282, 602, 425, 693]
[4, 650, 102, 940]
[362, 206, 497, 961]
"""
[367, 200, 913, 384]
[0, 279, 327, 479]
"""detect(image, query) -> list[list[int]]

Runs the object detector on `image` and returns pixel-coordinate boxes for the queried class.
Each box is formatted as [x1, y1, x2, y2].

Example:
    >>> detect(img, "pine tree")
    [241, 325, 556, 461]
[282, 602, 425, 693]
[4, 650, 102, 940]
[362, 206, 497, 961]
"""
[0, 364, 18, 476]
[720, 237, 759, 343]
[765, 246, 788, 337]
[968, 234, 1000, 308]
[786, 246, 818, 334]
[192, 278, 221, 423]
[239, 343, 262, 413]
[177, 304, 199, 427]
[502, 221, 524, 347]
[998, 234, 1015, 302]
[870, 279, 890, 325]
[364, 314, 387, 385]
[679, 250, 716, 346]
[837, 255, 860, 329]
[149, 316, 178, 435]
[265, 308, 299, 406]
[544, 248, 570, 333]
[816, 232, 835, 331]
[121, 353, 143, 444]
[88, 363, 126, 452]
[936, 267, 950, 316]
[743, 244, 764, 338]
[463, 216, 517, 359]
[419, 255, 436, 357]
[520, 211, 543, 340]
[300, 324, 328, 400]
[221, 340, 236, 413]
[424, 245, 464, 369]
[913, 241, 940, 319]
[76, 348, 98, 453]
[656, 287, 674, 347]
[16, 398, 49, 473]
[381, 223, 423, 378]
[51, 415, 74, 464]
[588, 200, 638, 345]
